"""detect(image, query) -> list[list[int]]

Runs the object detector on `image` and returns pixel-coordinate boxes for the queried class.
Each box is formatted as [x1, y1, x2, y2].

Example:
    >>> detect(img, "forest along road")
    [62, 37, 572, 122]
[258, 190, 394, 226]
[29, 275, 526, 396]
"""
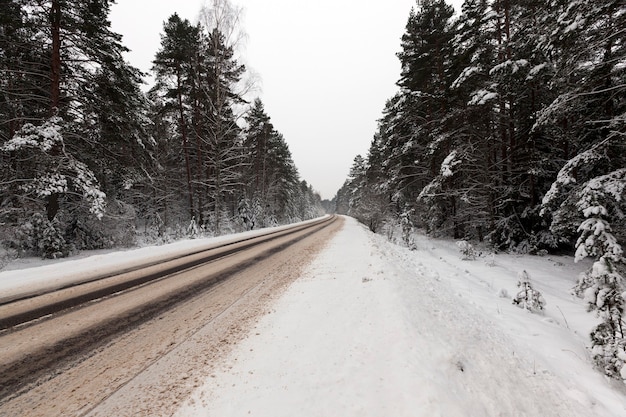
[0, 215, 343, 417]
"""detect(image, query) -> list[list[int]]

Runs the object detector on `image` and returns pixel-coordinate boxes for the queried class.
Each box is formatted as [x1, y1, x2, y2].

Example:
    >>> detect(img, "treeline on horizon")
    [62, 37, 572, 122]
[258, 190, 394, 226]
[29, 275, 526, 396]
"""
[0, 0, 323, 260]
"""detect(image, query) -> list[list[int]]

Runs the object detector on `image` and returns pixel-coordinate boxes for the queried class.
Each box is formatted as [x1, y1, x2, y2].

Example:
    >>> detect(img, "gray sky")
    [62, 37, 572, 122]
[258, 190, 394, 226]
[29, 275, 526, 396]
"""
[110, 0, 463, 199]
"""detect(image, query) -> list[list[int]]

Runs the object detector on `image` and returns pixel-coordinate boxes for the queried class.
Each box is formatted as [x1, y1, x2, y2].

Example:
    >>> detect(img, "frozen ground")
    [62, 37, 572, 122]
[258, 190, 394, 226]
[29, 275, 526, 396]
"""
[175, 216, 625, 417]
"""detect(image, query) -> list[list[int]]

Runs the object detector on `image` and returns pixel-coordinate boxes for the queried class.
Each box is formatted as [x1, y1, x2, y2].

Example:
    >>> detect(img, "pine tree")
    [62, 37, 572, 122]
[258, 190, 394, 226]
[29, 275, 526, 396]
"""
[537, 1, 626, 243]
[152, 14, 202, 220]
[369, 93, 421, 220]
[241, 98, 309, 226]
[444, 0, 497, 240]
[242, 98, 272, 222]
[201, 26, 246, 233]
[397, 0, 458, 235]
[0, 1, 49, 140]
[264, 131, 302, 223]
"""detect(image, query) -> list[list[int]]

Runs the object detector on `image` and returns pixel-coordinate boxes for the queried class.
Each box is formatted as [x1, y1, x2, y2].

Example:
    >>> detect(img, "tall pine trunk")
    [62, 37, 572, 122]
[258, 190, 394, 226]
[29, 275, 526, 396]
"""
[46, 0, 62, 221]
[176, 65, 195, 220]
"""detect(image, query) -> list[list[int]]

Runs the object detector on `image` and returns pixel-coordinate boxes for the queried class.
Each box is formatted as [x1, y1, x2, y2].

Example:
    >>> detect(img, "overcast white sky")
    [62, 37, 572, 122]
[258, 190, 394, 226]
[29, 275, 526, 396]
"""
[110, 0, 463, 199]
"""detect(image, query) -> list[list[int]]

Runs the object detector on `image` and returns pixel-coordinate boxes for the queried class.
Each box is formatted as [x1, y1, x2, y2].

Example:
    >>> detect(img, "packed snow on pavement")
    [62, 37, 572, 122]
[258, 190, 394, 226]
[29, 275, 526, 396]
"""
[2, 215, 626, 416]
[175, 216, 625, 416]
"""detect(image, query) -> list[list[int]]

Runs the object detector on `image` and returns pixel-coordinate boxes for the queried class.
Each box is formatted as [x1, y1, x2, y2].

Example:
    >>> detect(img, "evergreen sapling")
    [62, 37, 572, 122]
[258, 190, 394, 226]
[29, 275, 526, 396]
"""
[512, 270, 546, 312]
[570, 169, 626, 382]
[456, 240, 477, 260]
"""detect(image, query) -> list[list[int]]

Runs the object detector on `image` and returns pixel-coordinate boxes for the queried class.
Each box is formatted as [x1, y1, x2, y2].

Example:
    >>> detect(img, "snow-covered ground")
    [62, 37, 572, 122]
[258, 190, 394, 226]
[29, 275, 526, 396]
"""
[2, 216, 626, 415]
[174, 216, 625, 416]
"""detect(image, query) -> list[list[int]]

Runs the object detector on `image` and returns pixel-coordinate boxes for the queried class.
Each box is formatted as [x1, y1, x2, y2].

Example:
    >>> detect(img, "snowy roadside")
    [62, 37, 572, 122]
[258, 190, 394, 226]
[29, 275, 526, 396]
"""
[175, 216, 625, 417]
[0, 217, 326, 302]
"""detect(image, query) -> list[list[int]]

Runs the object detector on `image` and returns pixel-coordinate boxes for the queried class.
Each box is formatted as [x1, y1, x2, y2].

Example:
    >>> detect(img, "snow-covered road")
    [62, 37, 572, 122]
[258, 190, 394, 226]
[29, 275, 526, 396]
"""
[176, 216, 625, 417]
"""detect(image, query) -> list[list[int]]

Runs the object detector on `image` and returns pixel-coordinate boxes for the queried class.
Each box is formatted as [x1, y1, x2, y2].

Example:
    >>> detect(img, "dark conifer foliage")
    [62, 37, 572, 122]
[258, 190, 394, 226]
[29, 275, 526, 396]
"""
[239, 99, 310, 228]
[152, 13, 202, 221]
[337, 0, 625, 251]
[0, 0, 322, 260]
[336, 0, 625, 382]
[1, 0, 151, 255]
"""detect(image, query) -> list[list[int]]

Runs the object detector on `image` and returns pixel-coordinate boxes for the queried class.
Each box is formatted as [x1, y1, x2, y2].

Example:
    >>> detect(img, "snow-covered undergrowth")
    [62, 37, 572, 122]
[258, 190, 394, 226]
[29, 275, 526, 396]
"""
[176, 217, 625, 416]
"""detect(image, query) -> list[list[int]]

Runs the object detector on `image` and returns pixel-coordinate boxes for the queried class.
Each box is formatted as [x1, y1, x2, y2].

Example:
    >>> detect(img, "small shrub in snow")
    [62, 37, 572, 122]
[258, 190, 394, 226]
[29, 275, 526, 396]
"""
[0, 247, 18, 270]
[590, 319, 626, 382]
[498, 288, 510, 298]
[512, 270, 546, 312]
[40, 219, 68, 259]
[400, 211, 417, 250]
[456, 240, 476, 260]
[64, 216, 111, 250]
[17, 213, 68, 259]
[186, 217, 200, 238]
